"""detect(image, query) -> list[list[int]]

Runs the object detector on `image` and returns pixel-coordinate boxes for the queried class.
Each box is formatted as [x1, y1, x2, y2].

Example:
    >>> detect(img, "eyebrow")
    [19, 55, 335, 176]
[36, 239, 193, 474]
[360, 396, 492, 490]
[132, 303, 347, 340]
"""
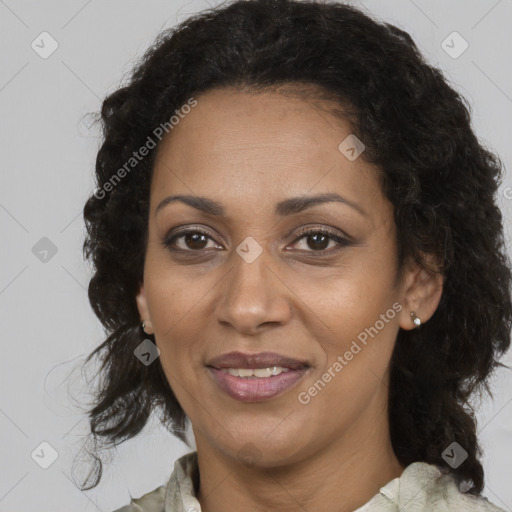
[155, 192, 368, 218]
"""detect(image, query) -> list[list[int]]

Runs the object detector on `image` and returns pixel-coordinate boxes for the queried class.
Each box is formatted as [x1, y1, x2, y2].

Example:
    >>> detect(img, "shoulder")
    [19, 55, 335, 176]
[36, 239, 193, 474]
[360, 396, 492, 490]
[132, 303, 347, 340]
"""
[393, 462, 506, 512]
[110, 451, 200, 512]
[111, 484, 166, 512]
[454, 493, 507, 512]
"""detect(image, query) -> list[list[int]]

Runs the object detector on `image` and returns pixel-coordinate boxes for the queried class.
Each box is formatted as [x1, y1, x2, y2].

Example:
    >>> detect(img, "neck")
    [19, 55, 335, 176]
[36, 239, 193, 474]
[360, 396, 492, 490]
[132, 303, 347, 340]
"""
[194, 408, 404, 512]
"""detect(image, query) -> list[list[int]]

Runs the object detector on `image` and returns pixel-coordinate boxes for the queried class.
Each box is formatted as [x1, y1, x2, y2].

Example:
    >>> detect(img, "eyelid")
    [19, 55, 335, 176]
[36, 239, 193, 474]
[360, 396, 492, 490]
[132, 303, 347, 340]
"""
[169, 224, 218, 239]
[289, 223, 353, 244]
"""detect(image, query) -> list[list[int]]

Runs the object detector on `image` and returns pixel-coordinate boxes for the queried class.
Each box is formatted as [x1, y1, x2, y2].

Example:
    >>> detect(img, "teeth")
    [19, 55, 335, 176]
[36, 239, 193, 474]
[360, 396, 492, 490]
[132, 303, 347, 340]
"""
[254, 368, 272, 377]
[220, 367, 291, 378]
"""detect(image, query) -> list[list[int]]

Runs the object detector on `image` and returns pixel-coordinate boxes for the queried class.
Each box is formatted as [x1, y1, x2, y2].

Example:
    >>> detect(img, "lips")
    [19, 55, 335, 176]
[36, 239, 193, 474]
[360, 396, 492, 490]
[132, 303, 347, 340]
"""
[205, 351, 310, 402]
[206, 351, 309, 370]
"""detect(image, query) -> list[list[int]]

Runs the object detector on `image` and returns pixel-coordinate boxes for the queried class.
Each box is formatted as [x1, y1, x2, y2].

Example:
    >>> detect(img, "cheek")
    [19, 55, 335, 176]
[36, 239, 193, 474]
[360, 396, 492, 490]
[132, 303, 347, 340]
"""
[321, 290, 399, 383]
[143, 269, 213, 389]
[144, 246, 216, 337]
[299, 259, 399, 345]
[299, 269, 399, 408]
[299, 316, 397, 436]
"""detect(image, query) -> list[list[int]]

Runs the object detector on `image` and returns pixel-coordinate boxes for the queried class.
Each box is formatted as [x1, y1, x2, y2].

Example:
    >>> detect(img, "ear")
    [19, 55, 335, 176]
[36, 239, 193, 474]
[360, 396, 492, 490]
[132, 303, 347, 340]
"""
[135, 283, 154, 335]
[397, 252, 444, 331]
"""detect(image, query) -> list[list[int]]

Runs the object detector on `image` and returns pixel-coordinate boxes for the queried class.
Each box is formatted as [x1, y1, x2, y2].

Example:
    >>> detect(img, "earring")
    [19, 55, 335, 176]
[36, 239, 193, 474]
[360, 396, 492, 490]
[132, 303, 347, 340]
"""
[141, 321, 147, 334]
[410, 311, 422, 327]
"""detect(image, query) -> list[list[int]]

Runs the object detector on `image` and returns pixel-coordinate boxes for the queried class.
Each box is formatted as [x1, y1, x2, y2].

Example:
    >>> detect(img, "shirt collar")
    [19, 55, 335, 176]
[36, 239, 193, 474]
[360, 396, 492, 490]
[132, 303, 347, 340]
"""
[164, 451, 201, 512]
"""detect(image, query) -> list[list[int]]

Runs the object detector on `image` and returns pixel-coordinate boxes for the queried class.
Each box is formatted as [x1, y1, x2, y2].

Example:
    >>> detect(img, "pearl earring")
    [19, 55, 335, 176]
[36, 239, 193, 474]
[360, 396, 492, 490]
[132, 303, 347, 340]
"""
[410, 311, 421, 326]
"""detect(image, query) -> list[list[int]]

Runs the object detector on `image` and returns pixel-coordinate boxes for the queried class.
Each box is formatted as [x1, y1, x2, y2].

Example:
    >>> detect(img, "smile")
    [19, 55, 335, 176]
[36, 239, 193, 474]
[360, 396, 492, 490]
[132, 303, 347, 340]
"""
[207, 366, 308, 402]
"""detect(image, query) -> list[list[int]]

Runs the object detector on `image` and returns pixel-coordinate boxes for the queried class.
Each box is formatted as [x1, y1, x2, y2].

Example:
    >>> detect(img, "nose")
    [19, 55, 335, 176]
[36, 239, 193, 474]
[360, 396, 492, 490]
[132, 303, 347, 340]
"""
[215, 250, 293, 336]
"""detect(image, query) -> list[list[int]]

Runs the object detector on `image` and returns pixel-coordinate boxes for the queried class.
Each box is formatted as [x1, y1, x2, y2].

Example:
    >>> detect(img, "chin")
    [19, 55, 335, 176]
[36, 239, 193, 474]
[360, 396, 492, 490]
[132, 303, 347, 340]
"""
[222, 434, 305, 468]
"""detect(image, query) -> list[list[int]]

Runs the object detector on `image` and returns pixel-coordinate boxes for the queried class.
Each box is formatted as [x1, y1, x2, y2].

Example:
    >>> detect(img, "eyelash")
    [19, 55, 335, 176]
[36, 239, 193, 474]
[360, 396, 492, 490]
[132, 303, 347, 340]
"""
[162, 225, 351, 256]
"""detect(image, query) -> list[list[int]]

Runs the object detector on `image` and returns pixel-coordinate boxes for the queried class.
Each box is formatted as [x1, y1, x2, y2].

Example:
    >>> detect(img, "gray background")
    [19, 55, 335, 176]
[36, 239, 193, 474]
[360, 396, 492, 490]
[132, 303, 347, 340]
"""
[1, 0, 511, 511]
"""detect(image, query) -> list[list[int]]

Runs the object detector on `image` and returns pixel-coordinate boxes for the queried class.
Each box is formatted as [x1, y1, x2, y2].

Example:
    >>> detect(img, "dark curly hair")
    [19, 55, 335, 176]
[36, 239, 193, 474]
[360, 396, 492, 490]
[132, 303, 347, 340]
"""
[78, 0, 512, 494]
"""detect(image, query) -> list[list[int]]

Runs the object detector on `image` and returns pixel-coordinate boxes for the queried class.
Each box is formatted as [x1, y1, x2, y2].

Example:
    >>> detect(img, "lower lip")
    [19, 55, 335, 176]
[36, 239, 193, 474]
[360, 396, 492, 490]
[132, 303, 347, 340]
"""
[207, 367, 309, 402]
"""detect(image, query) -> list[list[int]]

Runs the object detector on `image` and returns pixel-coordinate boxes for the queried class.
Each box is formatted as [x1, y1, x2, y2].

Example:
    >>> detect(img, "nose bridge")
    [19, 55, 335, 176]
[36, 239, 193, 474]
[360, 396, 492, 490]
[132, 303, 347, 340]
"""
[216, 245, 291, 333]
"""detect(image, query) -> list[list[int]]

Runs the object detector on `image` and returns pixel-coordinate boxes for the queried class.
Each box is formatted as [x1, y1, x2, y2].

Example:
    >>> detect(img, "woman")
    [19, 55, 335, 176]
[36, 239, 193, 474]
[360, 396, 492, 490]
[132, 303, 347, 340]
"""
[80, 0, 512, 510]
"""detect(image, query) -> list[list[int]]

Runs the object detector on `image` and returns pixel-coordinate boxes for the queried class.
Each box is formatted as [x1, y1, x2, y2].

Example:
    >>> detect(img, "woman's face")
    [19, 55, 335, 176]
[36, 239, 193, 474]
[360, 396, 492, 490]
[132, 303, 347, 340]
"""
[136, 87, 442, 466]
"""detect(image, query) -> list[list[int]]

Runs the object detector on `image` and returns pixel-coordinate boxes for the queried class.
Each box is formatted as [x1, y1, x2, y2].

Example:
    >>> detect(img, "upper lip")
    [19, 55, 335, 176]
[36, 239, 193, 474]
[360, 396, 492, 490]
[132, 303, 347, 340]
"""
[206, 351, 309, 370]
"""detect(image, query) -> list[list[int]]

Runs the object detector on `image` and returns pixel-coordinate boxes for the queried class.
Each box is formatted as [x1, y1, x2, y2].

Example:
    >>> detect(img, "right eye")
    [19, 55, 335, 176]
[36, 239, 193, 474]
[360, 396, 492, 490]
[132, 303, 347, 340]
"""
[162, 227, 223, 252]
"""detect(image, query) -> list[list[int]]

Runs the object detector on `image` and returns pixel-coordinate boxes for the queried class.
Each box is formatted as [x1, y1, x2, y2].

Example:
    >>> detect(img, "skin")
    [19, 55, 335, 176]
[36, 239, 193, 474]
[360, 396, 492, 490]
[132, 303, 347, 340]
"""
[135, 87, 443, 512]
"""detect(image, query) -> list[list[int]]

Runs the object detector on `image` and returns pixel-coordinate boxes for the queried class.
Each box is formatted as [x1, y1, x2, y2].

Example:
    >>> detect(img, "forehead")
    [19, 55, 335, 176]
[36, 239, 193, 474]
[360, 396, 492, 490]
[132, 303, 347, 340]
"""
[150, 88, 386, 219]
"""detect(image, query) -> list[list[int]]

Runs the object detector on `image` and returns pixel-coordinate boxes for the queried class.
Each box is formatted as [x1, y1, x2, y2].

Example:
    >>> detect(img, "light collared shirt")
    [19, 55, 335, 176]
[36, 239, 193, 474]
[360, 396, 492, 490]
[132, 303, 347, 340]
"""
[112, 451, 506, 511]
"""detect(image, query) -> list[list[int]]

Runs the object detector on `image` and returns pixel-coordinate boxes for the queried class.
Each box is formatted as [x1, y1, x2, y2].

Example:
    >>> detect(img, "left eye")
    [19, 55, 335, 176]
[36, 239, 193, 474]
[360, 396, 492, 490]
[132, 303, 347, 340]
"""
[292, 229, 349, 252]
[162, 228, 350, 254]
